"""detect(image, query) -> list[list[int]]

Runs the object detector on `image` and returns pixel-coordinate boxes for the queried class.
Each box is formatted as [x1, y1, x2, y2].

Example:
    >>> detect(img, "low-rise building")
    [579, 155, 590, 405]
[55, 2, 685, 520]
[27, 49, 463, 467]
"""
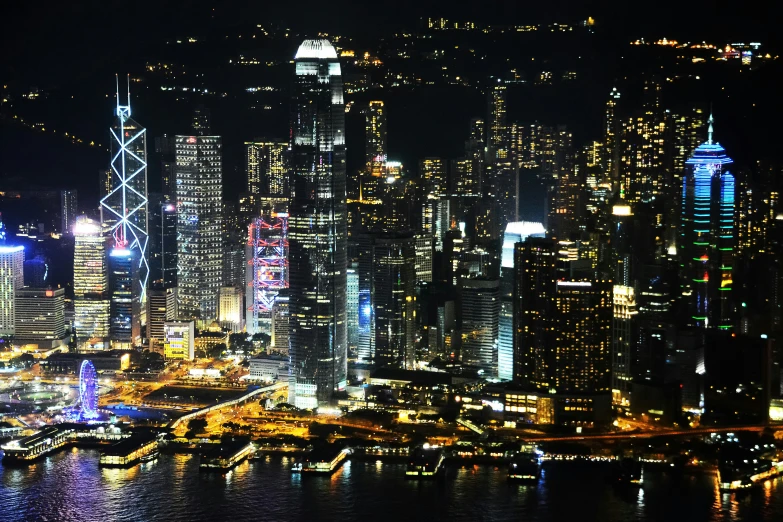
[248, 355, 288, 382]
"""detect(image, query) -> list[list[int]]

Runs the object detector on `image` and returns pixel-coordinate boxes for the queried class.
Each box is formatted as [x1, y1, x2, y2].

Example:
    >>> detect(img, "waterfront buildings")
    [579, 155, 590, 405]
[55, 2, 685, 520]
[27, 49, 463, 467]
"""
[246, 213, 288, 336]
[0, 246, 25, 336]
[460, 278, 500, 377]
[175, 109, 223, 324]
[287, 39, 348, 408]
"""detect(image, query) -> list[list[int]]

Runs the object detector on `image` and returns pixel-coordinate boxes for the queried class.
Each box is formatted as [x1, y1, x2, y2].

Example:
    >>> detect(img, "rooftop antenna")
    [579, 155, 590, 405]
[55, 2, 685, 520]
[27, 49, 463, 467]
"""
[126, 73, 131, 117]
[707, 104, 714, 145]
[115, 73, 132, 120]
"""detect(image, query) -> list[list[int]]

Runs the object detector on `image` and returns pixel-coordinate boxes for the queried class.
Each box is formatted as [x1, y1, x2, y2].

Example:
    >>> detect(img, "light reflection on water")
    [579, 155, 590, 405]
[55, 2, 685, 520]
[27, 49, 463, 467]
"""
[1, 451, 783, 522]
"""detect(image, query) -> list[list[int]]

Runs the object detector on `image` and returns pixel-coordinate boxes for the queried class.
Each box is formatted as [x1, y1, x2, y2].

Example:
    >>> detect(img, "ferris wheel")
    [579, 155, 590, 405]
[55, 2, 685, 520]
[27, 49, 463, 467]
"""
[79, 360, 99, 419]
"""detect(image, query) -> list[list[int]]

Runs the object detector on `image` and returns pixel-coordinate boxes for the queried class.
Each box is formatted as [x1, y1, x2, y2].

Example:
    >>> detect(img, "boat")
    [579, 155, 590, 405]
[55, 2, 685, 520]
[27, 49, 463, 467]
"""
[614, 457, 643, 486]
[718, 458, 783, 491]
[508, 448, 542, 481]
[291, 445, 350, 474]
[140, 450, 159, 463]
[406, 445, 445, 478]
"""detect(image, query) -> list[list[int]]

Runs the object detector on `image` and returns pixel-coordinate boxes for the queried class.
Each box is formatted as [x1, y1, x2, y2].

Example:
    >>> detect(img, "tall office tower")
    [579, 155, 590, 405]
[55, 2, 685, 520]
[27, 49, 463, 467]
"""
[14, 288, 67, 348]
[148, 198, 177, 289]
[175, 108, 223, 324]
[373, 235, 416, 368]
[414, 234, 434, 282]
[0, 246, 24, 336]
[218, 286, 244, 332]
[461, 278, 500, 377]
[499, 222, 546, 381]
[147, 287, 176, 349]
[451, 157, 479, 196]
[101, 77, 149, 305]
[245, 213, 288, 335]
[421, 197, 450, 252]
[154, 135, 177, 200]
[73, 218, 110, 342]
[288, 39, 348, 408]
[604, 87, 621, 186]
[420, 157, 446, 197]
[271, 292, 289, 354]
[620, 77, 666, 203]
[108, 246, 140, 348]
[356, 235, 375, 363]
[552, 280, 612, 419]
[380, 175, 415, 233]
[612, 285, 637, 406]
[347, 264, 359, 355]
[546, 128, 577, 238]
[681, 116, 735, 329]
[611, 204, 634, 286]
[246, 141, 289, 196]
[513, 237, 557, 388]
[60, 190, 78, 235]
[359, 100, 387, 199]
[486, 82, 508, 164]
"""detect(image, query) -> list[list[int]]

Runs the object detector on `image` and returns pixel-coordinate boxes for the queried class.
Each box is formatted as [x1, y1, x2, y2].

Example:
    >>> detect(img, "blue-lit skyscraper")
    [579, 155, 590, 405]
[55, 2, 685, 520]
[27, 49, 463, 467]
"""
[100, 75, 149, 305]
[681, 115, 735, 329]
[287, 40, 348, 408]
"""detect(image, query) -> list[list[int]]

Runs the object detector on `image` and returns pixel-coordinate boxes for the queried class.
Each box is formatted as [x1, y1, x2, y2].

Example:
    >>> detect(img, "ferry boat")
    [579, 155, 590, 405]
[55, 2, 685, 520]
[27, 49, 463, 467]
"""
[139, 449, 159, 463]
[718, 458, 783, 491]
[508, 447, 542, 482]
[614, 457, 643, 486]
[406, 445, 445, 478]
[291, 445, 350, 474]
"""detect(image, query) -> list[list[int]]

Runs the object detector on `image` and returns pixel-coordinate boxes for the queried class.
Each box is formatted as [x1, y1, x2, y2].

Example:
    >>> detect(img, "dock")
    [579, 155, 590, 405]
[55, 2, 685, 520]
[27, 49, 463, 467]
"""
[292, 444, 350, 474]
[99, 434, 159, 467]
[199, 437, 255, 471]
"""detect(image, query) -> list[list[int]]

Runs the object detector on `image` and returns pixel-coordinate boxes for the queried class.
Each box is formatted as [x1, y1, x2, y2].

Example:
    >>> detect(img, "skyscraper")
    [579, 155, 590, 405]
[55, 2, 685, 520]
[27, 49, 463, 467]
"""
[14, 288, 66, 348]
[288, 39, 348, 408]
[246, 212, 288, 335]
[605, 87, 621, 186]
[148, 199, 177, 289]
[681, 115, 735, 329]
[73, 218, 110, 343]
[461, 278, 500, 377]
[612, 285, 637, 406]
[360, 101, 387, 200]
[176, 109, 223, 324]
[499, 222, 546, 381]
[0, 246, 24, 337]
[372, 235, 416, 368]
[108, 247, 140, 348]
[486, 83, 508, 164]
[246, 141, 289, 196]
[100, 76, 149, 304]
[60, 190, 78, 235]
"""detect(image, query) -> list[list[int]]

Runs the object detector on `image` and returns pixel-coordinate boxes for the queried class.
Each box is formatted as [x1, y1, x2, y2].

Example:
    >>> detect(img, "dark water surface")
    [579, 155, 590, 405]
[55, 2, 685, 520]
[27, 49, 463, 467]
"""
[1, 450, 782, 521]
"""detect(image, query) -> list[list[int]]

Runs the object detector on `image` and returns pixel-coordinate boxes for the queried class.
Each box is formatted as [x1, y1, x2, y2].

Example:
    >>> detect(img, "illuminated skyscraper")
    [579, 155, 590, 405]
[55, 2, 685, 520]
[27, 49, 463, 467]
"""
[108, 247, 141, 347]
[612, 285, 637, 406]
[73, 218, 110, 342]
[604, 87, 621, 186]
[288, 39, 348, 408]
[499, 222, 545, 381]
[218, 286, 244, 332]
[176, 109, 223, 324]
[14, 288, 67, 348]
[60, 190, 78, 235]
[0, 245, 24, 336]
[373, 235, 416, 368]
[487, 83, 508, 164]
[461, 278, 500, 377]
[100, 76, 149, 304]
[681, 115, 735, 329]
[246, 141, 289, 196]
[246, 213, 288, 335]
[420, 157, 446, 198]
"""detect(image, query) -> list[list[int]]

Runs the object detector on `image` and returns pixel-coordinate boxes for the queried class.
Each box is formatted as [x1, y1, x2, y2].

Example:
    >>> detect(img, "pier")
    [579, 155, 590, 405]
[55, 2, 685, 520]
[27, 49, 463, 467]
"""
[99, 434, 160, 467]
[199, 437, 255, 471]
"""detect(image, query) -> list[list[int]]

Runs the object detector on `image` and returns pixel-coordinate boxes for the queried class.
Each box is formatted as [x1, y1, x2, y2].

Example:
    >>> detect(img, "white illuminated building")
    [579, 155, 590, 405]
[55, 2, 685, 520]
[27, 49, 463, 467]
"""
[499, 221, 546, 381]
[0, 246, 24, 336]
[100, 75, 149, 304]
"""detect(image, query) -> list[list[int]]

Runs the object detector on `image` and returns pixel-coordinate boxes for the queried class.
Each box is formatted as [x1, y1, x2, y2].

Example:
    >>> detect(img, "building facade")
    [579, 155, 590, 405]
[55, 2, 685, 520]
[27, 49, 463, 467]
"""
[287, 39, 348, 408]
[14, 288, 66, 347]
[73, 218, 110, 343]
[0, 246, 25, 337]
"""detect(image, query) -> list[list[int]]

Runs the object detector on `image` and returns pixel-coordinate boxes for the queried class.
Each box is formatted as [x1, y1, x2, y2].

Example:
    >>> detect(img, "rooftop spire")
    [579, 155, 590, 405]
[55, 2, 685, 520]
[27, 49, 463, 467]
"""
[707, 107, 714, 145]
[115, 73, 132, 120]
